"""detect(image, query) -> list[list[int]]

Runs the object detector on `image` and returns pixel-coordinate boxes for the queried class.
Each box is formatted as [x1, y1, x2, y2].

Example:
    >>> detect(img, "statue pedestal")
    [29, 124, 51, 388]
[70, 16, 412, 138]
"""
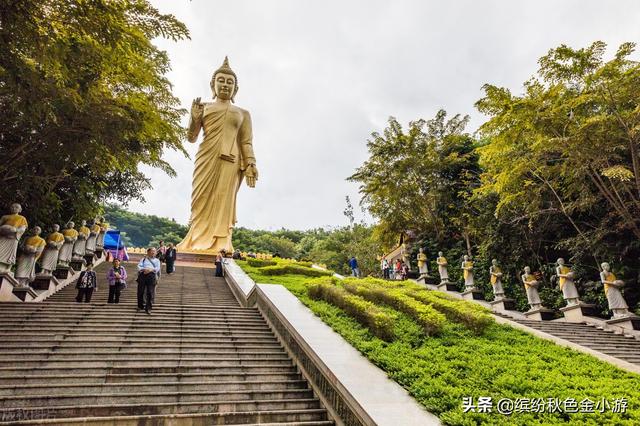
[559, 303, 598, 323]
[0, 273, 19, 301]
[437, 282, 458, 292]
[70, 259, 85, 271]
[94, 249, 103, 259]
[32, 275, 60, 293]
[12, 285, 38, 301]
[53, 267, 72, 280]
[605, 315, 640, 331]
[524, 307, 555, 321]
[490, 298, 517, 311]
[461, 288, 485, 301]
[83, 254, 95, 265]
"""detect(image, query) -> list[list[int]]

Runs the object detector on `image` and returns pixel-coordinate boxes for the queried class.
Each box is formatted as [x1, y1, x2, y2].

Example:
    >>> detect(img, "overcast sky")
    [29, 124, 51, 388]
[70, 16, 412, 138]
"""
[127, 0, 640, 230]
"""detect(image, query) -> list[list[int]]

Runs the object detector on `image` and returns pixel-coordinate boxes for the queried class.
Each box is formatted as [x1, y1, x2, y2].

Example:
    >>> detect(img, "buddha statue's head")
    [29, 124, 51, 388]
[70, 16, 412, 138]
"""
[557, 258, 565, 266]
[438, 251, 443, 257]
[524, 266, 531, 274]
[211, 56, 238, 102]
[463, 255, 469, 261]
[492, 259, 498, 266]
[66, 221, 75, 229]
[33, 226, 41, 236]
[419, 247, 424, 253]
[52, 224, 60, 232]
[81, 220, 87, 226]
[9, 203, 21, 215]
[601, 262, 610, 272]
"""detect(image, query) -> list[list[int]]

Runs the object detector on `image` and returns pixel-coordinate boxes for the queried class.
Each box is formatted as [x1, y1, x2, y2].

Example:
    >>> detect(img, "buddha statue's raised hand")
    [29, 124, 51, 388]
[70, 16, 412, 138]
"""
[191, 97, 204, 118]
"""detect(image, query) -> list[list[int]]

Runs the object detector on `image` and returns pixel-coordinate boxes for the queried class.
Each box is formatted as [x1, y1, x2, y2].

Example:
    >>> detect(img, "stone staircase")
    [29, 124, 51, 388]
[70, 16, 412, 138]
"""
[498, 314, 640, 366]
[0, 262, 333, 425]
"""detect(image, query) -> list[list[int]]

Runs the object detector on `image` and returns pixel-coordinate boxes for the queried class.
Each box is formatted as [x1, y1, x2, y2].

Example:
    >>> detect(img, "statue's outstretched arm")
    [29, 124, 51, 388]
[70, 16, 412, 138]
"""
[187, 97, 203, 143]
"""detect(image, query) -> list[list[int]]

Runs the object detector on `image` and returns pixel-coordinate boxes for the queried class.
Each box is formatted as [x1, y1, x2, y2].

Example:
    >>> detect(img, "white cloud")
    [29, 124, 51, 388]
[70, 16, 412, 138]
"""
[126, 0, 640, 229]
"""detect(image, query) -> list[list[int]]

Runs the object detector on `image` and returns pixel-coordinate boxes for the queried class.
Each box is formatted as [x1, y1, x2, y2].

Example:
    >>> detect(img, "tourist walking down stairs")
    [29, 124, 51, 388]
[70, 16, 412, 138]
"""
[106, 258, 127, 304]
[75, 263, 97, 303]
[137, 247, 160, 315]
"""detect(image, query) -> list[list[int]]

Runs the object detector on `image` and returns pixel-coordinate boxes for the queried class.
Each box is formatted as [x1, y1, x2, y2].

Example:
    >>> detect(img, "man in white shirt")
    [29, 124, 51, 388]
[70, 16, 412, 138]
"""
[137, 247, 161, 314]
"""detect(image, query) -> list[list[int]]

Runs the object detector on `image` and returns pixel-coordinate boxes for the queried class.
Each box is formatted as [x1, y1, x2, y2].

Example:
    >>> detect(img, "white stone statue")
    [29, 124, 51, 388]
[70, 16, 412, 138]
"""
[58, 222, 78, 268]
[489, 259, 505, 300]
[556, 258, 580, 306]
[600, 262, 630, 318]
[436, 251, 449, 283]
[85, 218, 100, 255]
[15, 227, 46, 287]
[417, 248, 428, 277]
[522, 266, 542, 310]
[0, 203, 28, 274]
[461, 255, 474, 289]
[39, 224, 65, 276]
[72, 220, 90, 260]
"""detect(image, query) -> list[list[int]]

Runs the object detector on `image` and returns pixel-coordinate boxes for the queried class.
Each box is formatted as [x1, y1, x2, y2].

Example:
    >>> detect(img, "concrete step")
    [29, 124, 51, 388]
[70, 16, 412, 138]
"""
[0, 379, 310, 396]
[0, 389, 316, 408]
[0, 351, 289, 361]
[0, 372, 303, 385]
[0, 411, 331, 425]
[0, 365, 299, 376]
[0, 357, 294, 369]
[0, 398, 322, 420]
[0, 344, 284, 352]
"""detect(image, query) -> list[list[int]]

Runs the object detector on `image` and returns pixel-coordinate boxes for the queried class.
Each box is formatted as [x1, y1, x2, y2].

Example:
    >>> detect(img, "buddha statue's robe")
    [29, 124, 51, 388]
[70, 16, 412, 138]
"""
[437, 256, 449, 282]
[178, 101, 255, 254]
[85, 223, 101, 254]
[40, 231, 65, 274]
[59, 228, 78, 266]
[490, 266, 504, 297]
[0, 213, 28, 271]
[15, 235, 46, 285]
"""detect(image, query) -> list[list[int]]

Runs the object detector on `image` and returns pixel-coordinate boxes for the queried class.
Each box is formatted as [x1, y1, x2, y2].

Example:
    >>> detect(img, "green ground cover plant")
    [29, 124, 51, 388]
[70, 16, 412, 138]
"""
[238, 259, 640, 425]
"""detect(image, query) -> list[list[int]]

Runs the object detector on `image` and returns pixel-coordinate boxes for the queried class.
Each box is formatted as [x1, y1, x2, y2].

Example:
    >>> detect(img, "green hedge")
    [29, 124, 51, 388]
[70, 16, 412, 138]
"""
[343, 282, 445, 336]
[260, 264, 332, 277]
[408, 290, 493, 335]
[246, 258, 277, 267]
[308, 280, 396, 341]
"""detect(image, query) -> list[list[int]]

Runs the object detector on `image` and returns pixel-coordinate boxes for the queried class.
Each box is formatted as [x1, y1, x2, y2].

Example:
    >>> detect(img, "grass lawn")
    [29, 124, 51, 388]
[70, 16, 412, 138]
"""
[239, 259, 640, 425]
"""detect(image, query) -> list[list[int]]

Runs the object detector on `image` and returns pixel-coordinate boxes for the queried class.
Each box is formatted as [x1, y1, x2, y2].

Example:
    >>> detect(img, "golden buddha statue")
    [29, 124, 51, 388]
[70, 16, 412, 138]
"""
[72, 220, 90, 260]
[177, 57, 258, 254]
[416, 247, 428, 277]
[0, 203, 28, 274]
[436, 251, 449, 283]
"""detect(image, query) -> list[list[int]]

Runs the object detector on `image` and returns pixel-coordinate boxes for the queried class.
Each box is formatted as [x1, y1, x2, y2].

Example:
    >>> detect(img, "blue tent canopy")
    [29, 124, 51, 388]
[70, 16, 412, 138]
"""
[104, 230, 124, 249]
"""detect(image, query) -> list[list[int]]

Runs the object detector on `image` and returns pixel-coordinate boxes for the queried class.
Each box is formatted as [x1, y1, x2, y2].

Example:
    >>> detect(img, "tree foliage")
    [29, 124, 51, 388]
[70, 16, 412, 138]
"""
[0, 0, 189, 227]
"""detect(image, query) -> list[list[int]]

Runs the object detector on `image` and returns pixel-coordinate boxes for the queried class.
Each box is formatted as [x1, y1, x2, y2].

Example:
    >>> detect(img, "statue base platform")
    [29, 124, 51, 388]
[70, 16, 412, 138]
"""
[461, 288, 485, 301]
[490, 298, 517, 311]
[84, 254, 96, 265]
[53, 267, 72, 280]
[524, 307, 555, 321]
[94, 249, 103, 259]
[606, 315, 640, 331]
[0, 273, 20, 301]
[437, 282, 458, 292]
[70, 259, 85, 271]
[12, 285, 38, 302]
[32, 275, 60, 292]
[559, 302, 598, 323]
[417, 275, 438, 285]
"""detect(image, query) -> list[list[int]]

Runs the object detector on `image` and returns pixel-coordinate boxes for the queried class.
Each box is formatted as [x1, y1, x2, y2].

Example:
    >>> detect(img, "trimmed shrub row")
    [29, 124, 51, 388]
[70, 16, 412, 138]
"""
[260, 264, 332, 277]
[246, 258, 277, 267]
[343, 282, 445, 336]
[308, 280, 396, 341]
[408, 290, 493, 335]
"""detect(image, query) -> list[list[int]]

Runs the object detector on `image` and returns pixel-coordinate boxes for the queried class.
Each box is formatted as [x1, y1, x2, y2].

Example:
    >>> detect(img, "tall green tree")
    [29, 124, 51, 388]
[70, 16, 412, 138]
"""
[348, 110, 481, 254]
[476, 42, 640, 273]
[0, 0, 189, 226]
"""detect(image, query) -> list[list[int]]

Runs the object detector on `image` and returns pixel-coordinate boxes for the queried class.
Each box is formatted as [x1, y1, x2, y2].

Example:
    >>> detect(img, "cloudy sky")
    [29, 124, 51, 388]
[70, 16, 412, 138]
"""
[128, 0, 640, 230]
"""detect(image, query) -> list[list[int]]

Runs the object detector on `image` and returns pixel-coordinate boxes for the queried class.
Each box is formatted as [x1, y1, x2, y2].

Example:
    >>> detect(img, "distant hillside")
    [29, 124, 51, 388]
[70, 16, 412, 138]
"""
[104, 204, 188, 248]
